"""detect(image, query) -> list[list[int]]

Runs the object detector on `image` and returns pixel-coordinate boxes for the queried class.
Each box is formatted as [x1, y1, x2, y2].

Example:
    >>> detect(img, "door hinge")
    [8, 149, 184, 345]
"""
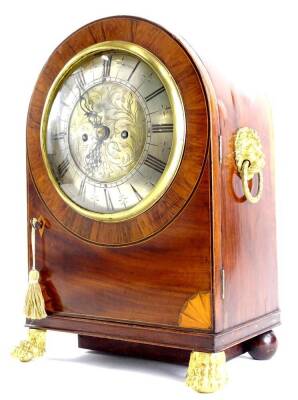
[218, 133, 223, 164]
[221, 267, 225, 300]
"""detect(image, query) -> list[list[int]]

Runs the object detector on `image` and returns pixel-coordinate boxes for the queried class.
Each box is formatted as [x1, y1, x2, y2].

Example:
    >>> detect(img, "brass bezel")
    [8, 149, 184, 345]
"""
[40, 41, 186, 222]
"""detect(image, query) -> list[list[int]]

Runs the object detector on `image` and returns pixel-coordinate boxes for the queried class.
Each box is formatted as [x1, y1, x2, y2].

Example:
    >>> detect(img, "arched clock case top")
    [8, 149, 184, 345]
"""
[27, 16, 210, 246]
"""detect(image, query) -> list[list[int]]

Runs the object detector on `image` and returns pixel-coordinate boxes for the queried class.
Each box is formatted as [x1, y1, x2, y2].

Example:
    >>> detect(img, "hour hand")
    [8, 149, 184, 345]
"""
[79, 92, 101, 128]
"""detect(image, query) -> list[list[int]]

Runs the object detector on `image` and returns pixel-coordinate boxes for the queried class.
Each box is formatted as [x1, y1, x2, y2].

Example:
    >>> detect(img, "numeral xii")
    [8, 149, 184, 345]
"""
[103, 55, 112, 78]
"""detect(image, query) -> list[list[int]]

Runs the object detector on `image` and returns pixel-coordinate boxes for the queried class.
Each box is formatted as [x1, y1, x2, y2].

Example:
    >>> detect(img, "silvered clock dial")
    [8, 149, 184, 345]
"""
[41, 42, 185, 221]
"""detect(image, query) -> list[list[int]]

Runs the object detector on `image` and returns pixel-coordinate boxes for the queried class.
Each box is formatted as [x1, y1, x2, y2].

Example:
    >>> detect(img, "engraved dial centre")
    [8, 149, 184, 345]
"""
[69, 82, 147, 183]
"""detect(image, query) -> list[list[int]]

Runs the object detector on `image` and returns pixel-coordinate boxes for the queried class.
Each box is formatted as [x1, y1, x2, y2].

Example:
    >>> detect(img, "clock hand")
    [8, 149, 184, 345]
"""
[79, 91, 102, 128]
[85, 125, 111, 176]
[77, 88, 112, 175]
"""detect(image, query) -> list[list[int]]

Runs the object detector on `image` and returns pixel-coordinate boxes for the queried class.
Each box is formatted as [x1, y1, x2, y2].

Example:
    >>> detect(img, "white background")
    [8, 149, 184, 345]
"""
[0, 0, 297, 398]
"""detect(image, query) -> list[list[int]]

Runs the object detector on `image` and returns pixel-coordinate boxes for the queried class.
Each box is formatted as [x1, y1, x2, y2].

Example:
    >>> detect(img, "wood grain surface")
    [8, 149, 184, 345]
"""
[26, 16, 280, 356]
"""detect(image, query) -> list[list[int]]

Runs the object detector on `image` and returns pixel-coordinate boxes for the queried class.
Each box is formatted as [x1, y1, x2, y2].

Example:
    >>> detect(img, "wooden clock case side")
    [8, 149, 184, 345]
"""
[199, 57, 280, 346]
[175, 41, 280, 356]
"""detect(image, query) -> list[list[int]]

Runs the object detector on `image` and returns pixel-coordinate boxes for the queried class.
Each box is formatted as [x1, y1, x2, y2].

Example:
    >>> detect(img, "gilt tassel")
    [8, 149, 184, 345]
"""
[24, 218, 47, 320]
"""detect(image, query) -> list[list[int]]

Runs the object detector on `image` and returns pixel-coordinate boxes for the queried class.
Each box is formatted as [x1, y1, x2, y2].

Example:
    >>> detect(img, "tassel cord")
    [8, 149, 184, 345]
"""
[31, 218, 37, 271]
[24, 217, 47, 320]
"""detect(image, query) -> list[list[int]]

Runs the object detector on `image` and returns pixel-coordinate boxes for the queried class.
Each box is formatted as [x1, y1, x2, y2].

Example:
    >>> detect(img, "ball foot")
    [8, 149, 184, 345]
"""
[248, 330, 277, 360]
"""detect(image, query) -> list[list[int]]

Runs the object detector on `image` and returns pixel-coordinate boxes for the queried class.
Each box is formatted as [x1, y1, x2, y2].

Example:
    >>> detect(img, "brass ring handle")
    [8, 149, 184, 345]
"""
[234, 127, 265, 204]
[240, 160, 263, 204]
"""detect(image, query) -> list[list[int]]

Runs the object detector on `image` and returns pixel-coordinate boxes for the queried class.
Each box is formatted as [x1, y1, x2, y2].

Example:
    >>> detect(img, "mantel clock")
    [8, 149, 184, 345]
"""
[13, 16, 279, 393]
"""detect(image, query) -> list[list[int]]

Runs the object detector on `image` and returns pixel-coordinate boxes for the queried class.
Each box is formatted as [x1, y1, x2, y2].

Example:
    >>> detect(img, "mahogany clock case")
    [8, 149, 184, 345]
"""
[26, 16, 280, 357]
